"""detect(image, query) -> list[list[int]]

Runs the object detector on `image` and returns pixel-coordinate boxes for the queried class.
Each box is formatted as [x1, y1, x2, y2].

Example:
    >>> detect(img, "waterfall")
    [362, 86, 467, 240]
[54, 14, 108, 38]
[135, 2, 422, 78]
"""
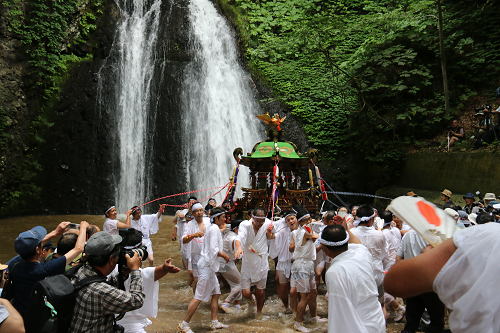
[182, 0, 262, 203]
[111, 0, 163, 210]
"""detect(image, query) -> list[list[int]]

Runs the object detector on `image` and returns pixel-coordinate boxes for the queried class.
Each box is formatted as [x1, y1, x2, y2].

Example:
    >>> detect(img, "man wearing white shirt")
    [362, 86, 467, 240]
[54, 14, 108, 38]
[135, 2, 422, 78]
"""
[321, 224, 385, 333]
[350, 204, 388, 317]
[130, 205, 166, 266]
[177, 207, 230, 333]
[234, 207, 272, 314]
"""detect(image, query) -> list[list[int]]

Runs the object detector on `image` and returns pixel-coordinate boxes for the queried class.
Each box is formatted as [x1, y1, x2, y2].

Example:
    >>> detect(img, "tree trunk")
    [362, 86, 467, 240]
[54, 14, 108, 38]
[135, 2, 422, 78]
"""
[438, 0, 450, 116]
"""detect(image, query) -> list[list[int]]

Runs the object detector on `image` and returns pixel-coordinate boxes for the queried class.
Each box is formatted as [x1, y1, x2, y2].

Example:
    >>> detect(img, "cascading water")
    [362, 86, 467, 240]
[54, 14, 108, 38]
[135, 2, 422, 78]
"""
[182, 0, 262, 202]
[108, 0, 163, 210]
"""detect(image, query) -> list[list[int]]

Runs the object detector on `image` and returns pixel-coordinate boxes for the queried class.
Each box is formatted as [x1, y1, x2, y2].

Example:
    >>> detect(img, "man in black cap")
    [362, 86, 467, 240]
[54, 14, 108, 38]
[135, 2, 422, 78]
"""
[462, 193, 482, 215]
[40, 240, 56, 263]
[71, 231, 144, 333]
[8, 221, 88, 317]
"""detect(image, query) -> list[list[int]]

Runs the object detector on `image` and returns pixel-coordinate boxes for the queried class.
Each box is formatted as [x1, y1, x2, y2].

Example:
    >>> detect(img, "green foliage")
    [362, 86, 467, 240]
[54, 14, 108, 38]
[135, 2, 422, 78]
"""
[1, 0, 104, 215]
[223, 0, 500, 178]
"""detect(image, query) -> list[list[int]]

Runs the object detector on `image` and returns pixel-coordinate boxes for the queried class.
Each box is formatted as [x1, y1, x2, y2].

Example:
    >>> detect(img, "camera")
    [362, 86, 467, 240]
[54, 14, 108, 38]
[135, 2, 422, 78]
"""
[118, 228, 148, 268]
[471, 202, 481, 207]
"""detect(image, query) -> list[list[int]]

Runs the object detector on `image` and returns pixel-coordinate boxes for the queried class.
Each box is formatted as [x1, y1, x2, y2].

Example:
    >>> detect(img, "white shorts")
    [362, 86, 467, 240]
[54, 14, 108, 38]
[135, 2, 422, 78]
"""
[190, 254, 201, 277]
[241, 275, 267, 290]
[291, 273, 316, 293]
[194, 266, 221, 302]
[277, 270, 290, 284]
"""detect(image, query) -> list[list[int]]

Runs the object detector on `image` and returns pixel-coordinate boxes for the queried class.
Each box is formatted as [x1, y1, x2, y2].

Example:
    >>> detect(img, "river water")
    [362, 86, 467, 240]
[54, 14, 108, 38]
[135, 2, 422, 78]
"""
[0, 215, 332, 332]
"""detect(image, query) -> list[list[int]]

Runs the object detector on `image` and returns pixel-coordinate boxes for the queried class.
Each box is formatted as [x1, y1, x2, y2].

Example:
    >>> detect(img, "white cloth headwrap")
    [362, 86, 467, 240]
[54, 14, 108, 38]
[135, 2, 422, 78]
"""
[131, 207, 140, 214]
[284, 212, 296, 219]
[319, 231, 349, 247]
[298, 214, 310, 222]
[210, 211, 225, 223]
[192, 203, 203, 211]
[105, 206, 115, 214]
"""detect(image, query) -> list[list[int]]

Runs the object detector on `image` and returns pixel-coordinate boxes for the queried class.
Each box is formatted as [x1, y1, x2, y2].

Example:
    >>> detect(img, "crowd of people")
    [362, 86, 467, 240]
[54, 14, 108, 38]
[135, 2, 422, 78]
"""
[1, 190, 500, 333]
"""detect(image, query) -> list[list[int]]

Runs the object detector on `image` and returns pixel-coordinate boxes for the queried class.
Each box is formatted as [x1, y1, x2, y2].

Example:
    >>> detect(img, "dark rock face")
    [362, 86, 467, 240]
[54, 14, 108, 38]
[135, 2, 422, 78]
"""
[38, 0, 194, 214]
[1, 0, 313, 216]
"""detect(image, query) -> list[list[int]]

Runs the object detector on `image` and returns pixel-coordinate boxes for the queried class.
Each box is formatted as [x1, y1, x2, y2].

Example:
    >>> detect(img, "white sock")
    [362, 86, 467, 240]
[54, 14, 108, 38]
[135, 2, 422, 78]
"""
[182, 321, 189, 328]
[221, 302, 230, 308]
[295, 321, 302, 327]
[234, 304, 241, 309]
[212, 320, 219, 324]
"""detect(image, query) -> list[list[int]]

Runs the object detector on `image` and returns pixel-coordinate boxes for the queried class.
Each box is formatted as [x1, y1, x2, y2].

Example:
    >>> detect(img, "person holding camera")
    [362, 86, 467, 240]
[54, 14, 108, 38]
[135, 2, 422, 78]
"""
[177, 207, 230, 333]
[118, 228, 181, 333]
[447, 120, 464, 148]
[70, 232, 145, 333]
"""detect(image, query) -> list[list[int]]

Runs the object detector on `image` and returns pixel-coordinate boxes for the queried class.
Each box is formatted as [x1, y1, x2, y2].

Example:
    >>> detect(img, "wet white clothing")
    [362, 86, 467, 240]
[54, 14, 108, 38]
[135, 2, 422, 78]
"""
[396, 229, 428, 259]
[196, 223, 223, 302]
[326, 244, 385, 333]
[291, 225, 316, 283]
[218, 230, 237, 273]
[350, 226, 387, 286]
[433, 223, 500, 333]
[182, 217, 211, 261]
[131, 213, 162, 254]
[121, 267, 158, 333]
[236, 219, 272, 286]
[198, 224, 223, 273]
[103, 218, 120, 235]
[274, 224, 293, 278]
[175, 209, 189, 258]
[382, 227, 401, 271]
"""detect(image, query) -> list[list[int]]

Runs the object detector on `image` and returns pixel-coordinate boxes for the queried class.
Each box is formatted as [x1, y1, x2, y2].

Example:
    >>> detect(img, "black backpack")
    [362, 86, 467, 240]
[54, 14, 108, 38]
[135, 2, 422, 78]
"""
[24, 264, 107, 333]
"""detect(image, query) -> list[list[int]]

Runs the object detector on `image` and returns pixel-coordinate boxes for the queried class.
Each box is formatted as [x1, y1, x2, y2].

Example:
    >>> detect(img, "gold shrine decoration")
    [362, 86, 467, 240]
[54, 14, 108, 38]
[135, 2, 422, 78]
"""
[256, 112, 286, 131]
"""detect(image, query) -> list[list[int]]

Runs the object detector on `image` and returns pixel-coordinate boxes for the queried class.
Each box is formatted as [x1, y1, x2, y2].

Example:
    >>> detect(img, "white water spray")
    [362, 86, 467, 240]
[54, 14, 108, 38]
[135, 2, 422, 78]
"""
[113, 0, 162, 210]
[182, 0, 262, 202]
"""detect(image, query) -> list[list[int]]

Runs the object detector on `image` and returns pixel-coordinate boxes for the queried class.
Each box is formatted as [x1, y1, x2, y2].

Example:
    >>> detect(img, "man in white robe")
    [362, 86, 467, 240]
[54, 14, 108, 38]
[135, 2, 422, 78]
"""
[177, 207, 230, 333]
[320, 224, 385, 333]
[234, 207, 272, 314]
[182, 202, 211, 293]
[218, 219, 242, 313]
[267, 210, 298, 313]
[289, 206, 327, 332]
[130, 205, 166, 266]
[103, 206, 132, 235]
[350, 204, 388, 317]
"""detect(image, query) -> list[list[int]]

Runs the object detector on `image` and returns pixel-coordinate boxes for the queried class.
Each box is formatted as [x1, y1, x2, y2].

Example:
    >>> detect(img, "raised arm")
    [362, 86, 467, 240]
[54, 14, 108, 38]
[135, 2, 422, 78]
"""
[116, 209, 133, 229]
[64, 221, 89, 265]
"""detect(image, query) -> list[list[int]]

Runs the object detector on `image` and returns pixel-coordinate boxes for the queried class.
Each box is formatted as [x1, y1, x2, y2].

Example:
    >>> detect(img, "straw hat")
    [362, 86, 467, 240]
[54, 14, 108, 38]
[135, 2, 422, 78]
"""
[441, 189, 452, 198]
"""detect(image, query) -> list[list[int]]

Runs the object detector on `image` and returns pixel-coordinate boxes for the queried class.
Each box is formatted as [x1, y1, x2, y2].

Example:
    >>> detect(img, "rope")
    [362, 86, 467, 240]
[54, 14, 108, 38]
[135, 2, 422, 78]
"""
[324, 190, 393, 201]
[133, 183, 231, 211]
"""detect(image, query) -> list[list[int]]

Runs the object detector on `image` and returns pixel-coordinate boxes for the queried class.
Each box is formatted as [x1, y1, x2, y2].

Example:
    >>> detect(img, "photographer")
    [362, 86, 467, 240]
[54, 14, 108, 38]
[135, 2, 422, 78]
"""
[447, 119, 464, 147]
[70, 232, 144, 333]
[117, 228, 181, 333]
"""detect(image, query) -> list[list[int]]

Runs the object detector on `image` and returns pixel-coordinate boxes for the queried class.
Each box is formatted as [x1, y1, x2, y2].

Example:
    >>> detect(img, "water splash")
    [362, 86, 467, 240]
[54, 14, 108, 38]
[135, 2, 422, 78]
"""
[181, 0, 262, 202]
[113, 0, 163, 210]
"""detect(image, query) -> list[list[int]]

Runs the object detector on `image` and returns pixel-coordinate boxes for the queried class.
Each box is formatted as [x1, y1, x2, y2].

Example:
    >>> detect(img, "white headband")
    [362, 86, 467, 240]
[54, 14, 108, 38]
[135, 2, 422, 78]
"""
[192, 203, 203, 211]
[319, 231, 349, 247]
[298, 214, 310, 222]
[131, 207, 141, 214]
[284, 212, 296, 220]
[358, 212, 376, 222]
[210, 211, 225, 223]
[105, 206, 115, 214]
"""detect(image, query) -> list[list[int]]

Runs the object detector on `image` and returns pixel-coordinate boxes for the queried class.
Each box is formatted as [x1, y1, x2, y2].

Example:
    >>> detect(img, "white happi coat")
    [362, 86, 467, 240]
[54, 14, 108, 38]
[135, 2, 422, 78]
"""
[381, 226, 401, 271]
[218, 230, 238, 273]
[121, 267, 158, 333]
[350, 226, 388, 285]
[198, 223, 223, 272]
[326, 244, 385, 333]
[434, 223, 500, 333]
[236, 219, 272, 284]
[272, 218, 293, 278]
[183, 217, 211, 263]
[131, 213, 162, 253]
